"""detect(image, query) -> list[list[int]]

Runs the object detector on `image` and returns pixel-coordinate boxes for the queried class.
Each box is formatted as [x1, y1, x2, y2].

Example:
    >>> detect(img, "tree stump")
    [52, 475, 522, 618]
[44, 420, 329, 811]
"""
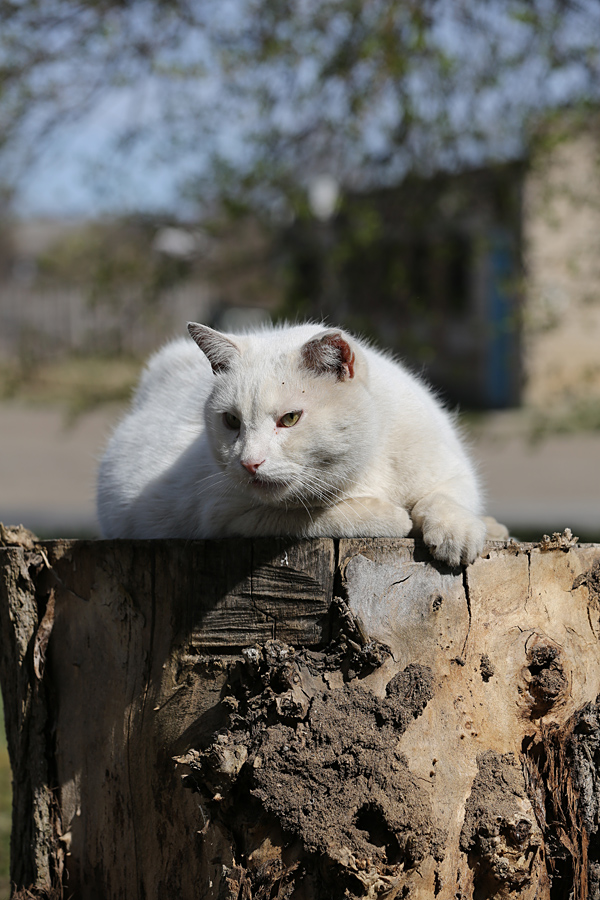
[1, 528, 600, 899]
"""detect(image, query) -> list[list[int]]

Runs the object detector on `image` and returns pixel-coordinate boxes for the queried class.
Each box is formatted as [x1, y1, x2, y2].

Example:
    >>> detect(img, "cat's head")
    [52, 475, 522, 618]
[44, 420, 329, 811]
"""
[187, 322, 375, 506]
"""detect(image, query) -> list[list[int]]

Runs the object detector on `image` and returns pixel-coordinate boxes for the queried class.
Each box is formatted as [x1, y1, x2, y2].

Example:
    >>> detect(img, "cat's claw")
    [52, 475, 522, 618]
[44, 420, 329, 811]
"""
[422, 514, 486, 566]
[412, 495, 486, 567]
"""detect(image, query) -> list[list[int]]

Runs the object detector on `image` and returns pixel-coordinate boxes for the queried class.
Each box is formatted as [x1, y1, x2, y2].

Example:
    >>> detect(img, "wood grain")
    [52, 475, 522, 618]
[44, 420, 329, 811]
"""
[1, 536, 599, 899]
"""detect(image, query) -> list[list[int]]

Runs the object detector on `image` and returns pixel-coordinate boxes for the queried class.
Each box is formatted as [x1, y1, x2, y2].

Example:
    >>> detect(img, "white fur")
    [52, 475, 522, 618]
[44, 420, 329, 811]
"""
[97, 323, 486, 565]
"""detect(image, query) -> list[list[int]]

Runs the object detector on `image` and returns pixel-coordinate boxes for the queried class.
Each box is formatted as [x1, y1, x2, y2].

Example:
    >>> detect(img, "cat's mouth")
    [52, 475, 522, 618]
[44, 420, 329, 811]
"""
[247, 475, 288, 493]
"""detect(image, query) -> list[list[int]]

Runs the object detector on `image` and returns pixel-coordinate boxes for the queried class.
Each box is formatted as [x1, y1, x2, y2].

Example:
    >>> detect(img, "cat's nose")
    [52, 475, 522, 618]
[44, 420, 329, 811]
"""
[241, 459, 265, 475]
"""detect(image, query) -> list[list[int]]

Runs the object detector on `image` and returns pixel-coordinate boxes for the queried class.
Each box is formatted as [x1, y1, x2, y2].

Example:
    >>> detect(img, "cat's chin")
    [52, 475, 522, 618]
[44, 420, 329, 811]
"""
[244, 475, 291, 498]
[243, 478, 325, 511]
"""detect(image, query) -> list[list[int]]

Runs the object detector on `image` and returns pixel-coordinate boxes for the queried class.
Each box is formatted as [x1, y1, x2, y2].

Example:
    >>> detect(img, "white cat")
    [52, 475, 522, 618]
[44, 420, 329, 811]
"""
[97, 322, 487, 566]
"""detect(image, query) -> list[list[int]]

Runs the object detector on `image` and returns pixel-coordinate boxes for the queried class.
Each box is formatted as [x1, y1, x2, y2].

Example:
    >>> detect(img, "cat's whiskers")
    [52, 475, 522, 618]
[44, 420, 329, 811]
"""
[194, 470, 225, 485]
[303, 471, 366, 507]
[194, 471, 229, 495]
[201, 465, 365, 534]
[296, 471, 343, 505]
[296, 471, 390, 529]
[193, 471, 239, 513]
[298, 483, 358, 533]
[291, 473, 363, 531]
[296, 493, 315, 527]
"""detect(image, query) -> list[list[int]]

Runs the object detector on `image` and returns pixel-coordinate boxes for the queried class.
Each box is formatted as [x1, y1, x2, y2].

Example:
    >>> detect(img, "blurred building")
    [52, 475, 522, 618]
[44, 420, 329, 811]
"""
[286, 164, 524, 409]
[0, 217, 279, 361]
[0, 220, 210, 359]
[1, 120, 600, 415]
[285, 121, 600, 412]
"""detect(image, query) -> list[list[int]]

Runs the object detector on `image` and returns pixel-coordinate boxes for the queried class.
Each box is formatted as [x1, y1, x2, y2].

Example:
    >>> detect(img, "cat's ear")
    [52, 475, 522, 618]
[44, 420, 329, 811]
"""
[187, 323, 240, 374]
[301, 331, 355, 381]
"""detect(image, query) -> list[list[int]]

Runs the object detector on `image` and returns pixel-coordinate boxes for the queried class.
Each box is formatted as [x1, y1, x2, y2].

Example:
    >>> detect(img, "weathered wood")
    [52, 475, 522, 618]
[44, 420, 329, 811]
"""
[1, 532, 599, 899]
[339, 537, 600, 898]
[0, 531, 63, 894]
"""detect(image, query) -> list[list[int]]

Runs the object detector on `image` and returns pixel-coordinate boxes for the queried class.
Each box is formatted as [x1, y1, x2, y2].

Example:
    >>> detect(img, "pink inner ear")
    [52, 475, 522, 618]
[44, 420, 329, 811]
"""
[301, 332, 355, 381]
[329, 335, 355, 379]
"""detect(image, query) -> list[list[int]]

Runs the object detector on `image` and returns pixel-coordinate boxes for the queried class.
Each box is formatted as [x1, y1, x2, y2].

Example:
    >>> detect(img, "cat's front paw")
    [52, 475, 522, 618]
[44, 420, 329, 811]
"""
[413, 495, 486, 566]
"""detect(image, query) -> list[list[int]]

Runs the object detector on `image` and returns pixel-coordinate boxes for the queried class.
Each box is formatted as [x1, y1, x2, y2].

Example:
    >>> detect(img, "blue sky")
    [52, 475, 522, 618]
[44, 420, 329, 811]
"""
[14, 94, 183, 218]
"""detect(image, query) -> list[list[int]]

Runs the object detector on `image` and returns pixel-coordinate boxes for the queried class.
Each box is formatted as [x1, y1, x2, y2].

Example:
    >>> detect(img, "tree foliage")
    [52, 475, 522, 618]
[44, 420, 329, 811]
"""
[1, 0, 600, 214]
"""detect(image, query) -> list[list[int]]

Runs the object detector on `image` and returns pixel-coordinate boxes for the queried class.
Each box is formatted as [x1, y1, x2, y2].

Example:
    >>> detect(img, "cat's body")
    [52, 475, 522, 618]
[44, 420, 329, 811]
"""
[97, 322, 486, 565]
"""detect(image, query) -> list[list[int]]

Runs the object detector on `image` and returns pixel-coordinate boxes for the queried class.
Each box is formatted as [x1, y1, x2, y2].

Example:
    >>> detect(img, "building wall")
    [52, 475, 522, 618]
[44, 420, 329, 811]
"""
[524, 128, 600, 409]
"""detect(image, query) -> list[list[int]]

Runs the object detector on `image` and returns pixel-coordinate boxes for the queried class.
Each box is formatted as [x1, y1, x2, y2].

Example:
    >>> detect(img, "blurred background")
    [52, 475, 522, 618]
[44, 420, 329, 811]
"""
[1, 1, 600, 888]
[1, 1, 600, 544]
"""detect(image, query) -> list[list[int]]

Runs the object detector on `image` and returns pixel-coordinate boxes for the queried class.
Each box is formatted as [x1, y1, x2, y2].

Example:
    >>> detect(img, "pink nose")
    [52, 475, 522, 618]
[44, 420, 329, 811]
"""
[241, 459, 264, 475]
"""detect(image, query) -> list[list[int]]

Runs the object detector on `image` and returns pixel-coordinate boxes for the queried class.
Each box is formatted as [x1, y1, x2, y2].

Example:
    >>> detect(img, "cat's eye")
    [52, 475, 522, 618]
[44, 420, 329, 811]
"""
[278, 410, 302, 428]
[224, 412, 241, 430]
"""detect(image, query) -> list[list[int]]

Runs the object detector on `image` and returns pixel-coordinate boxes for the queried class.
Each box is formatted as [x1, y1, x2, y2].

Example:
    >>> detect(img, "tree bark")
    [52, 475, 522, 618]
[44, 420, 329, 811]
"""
[1, 528, 600, 899]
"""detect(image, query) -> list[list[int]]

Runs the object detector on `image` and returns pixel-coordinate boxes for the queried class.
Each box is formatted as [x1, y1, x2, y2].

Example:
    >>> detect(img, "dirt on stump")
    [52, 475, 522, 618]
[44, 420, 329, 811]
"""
[177, 601, 441, 899]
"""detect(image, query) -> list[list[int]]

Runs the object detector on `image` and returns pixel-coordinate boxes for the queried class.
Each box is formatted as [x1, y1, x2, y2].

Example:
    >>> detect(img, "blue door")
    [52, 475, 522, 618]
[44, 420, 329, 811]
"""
[486, 229, 519, 408]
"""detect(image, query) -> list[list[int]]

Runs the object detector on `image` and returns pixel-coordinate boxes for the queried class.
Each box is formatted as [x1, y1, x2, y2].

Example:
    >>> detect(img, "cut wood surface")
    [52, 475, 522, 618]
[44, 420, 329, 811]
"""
[1, 530, 600, 899]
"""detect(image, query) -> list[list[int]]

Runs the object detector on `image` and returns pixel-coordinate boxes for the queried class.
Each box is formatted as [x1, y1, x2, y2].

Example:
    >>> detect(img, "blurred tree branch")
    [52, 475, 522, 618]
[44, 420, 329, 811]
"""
[0, 0, 599, 215]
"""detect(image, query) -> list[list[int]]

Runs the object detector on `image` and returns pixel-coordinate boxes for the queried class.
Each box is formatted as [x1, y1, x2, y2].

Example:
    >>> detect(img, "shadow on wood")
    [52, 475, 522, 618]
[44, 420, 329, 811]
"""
[1, 531, 600, 899]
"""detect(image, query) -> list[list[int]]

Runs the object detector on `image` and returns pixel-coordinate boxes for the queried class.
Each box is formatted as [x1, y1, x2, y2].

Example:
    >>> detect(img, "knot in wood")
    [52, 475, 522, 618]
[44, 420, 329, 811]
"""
[524, 639, 568, 717]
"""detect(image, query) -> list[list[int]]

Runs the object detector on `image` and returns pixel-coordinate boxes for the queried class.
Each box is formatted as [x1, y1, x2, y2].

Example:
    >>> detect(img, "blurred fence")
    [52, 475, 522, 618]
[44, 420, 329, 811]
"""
[0, 282, 213, 360]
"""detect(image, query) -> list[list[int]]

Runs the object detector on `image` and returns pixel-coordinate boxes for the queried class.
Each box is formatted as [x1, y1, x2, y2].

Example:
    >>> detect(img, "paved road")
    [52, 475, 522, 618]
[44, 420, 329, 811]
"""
[468, 414, 600, 539]
[0, 403, 113, 537]
[0, 401, 599, 541]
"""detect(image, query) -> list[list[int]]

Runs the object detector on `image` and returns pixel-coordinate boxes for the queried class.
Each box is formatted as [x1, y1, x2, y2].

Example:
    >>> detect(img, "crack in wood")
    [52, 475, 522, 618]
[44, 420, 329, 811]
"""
[459, 566, 473, 664]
